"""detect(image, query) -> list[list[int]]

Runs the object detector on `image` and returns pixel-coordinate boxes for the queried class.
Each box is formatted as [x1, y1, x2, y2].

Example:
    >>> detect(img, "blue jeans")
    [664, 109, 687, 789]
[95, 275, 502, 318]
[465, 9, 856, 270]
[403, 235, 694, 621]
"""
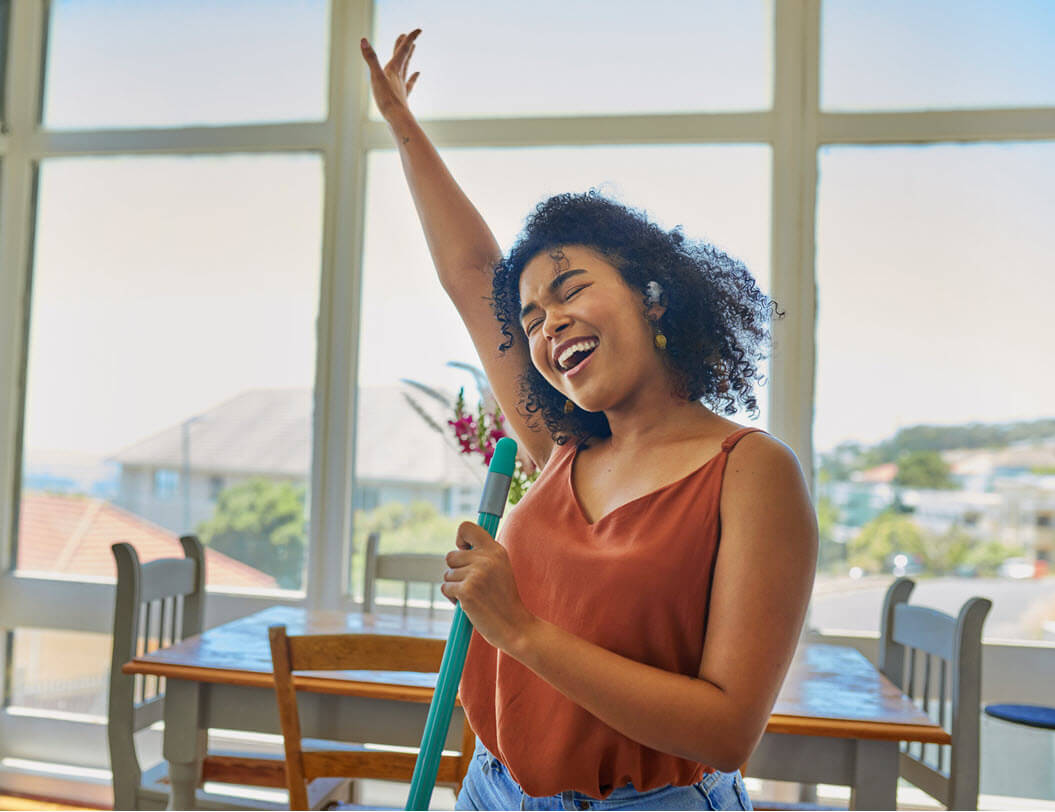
[455, 738, 752, 811]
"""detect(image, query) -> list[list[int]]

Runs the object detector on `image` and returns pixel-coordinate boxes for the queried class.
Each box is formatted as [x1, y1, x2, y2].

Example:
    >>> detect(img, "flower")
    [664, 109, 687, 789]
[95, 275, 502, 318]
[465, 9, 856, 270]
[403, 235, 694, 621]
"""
[446, 386, 539, 503]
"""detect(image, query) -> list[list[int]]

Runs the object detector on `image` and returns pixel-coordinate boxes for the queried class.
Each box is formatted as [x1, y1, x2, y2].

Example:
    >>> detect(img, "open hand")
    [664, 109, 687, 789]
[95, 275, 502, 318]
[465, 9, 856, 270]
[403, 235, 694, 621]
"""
[441, 522, 538, 655]
[360, 28, 422, 123]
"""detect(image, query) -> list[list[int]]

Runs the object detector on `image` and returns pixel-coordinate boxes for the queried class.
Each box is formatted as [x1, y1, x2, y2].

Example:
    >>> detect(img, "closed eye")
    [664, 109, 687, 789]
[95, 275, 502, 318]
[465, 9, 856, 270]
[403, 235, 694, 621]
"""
[523, 285, 588, 335]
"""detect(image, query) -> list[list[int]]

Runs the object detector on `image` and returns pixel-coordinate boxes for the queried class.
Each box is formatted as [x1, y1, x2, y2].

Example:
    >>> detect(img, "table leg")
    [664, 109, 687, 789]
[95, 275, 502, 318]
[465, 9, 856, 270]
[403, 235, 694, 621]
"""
[163, 678, 207, 811]
[850, 739, 898, 810]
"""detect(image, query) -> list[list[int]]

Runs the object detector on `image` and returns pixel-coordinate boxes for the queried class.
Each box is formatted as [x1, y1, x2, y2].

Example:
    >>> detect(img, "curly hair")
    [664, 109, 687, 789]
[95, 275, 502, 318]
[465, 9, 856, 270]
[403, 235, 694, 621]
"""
[491, 189, 784, 446]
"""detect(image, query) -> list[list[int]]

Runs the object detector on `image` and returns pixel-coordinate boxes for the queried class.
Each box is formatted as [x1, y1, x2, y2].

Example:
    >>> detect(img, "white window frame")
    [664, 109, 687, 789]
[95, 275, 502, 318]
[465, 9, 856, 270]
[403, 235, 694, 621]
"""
[0, 0, 1052, 790]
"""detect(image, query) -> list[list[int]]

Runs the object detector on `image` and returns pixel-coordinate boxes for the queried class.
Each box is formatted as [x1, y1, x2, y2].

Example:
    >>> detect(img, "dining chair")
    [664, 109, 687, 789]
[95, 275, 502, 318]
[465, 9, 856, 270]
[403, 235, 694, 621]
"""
[750, 577, 992, 811]
[268, 623, 476, 811]
[878, 576, 992, 811]
[362, 531, 449, 619]
[108, 536, 347, 810]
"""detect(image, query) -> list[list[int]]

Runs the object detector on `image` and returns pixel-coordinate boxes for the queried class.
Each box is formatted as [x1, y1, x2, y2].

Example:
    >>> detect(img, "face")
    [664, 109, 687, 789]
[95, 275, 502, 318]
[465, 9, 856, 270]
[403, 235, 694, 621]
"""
[517, 244, 667, 413]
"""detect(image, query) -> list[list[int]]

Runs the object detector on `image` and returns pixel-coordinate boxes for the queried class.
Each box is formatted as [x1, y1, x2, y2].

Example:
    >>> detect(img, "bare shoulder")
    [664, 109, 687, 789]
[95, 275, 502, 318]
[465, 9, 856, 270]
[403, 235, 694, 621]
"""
[720, 430, 815, 532]
[725, 429, 806, 479]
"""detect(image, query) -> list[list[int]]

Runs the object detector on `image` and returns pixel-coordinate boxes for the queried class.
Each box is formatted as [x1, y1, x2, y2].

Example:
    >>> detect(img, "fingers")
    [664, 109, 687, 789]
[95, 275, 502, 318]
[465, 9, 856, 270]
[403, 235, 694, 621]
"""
[441, 565, 468, 606]
[359, 38, 384, 75]
[457, 521, 494, 550]
[406, 71, 420, 95]
[401, 43, 416, 81]
[393, 28, 421, 74]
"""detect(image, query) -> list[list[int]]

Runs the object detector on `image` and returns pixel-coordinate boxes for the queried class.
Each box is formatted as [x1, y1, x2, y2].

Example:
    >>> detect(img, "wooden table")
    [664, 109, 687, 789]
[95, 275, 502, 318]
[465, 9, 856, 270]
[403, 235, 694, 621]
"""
[125, 607, 949, 810]
[748, 642, 950, 809]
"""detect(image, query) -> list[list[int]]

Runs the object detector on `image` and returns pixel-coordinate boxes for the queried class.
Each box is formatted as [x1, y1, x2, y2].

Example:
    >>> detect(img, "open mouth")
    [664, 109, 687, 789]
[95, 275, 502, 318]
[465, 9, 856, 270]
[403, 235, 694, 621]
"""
[558, 342, 598, 375]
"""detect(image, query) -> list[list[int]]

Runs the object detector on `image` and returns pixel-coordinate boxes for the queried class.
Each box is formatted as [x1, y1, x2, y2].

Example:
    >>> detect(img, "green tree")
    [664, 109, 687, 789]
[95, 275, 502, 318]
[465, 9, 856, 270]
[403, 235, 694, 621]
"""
[816, 495, 845, 572]
[893, 450, 957, 490]
[847, 511, 925, 573]
[965, 539, 1027, 577]
[908, 525, 973, 576]
[349, 500, 466, 602]
[196, 478, 307, 589]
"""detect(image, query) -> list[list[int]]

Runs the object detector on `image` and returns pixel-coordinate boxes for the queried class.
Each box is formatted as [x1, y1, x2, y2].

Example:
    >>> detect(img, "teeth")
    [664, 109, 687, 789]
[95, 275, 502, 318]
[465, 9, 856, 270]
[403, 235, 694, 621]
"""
[558, 339, 599, 370]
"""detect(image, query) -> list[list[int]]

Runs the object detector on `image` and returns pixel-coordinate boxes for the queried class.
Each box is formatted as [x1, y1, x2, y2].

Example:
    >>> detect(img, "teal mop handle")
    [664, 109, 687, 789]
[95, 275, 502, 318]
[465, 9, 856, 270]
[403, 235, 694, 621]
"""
[405, 437, 517, 811]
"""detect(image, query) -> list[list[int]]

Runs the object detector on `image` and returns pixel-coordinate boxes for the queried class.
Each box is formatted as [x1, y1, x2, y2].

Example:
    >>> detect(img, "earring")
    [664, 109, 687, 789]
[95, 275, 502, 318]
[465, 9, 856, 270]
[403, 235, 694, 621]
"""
[564, 399, 575, 414]
[653, 327, 667, 350]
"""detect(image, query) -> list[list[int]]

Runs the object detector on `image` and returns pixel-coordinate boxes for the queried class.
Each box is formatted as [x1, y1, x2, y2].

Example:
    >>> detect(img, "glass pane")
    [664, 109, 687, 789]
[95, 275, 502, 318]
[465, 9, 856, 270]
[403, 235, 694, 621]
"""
[822, 0, 1055, 111]
[372, 0, 772, 119]
[352, 144, 772, 600]
[18, 154, 323, 591]
[813, 143, 1055, 642]
[7, 629, 110, 717]
[42, 0, 329, 129]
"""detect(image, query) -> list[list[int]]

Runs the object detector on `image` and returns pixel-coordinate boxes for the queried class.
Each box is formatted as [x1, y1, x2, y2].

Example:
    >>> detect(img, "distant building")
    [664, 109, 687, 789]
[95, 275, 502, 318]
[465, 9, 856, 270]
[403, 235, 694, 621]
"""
[821, 441, 1055, 564]
[17, 491, 278, 588]
[13, 492, 276, 716]
[109, 385, 485, 535]
[851, 462, 898, 484]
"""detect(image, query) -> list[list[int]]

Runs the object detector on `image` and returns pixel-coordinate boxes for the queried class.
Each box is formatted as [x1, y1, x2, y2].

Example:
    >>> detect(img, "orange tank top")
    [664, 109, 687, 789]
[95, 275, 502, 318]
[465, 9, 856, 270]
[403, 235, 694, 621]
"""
[458, 426, 767, 799]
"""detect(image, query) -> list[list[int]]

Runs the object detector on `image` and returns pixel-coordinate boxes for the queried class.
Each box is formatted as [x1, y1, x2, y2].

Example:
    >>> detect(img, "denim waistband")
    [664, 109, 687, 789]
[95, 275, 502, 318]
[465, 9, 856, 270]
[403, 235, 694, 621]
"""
[476, 739, 724, 801]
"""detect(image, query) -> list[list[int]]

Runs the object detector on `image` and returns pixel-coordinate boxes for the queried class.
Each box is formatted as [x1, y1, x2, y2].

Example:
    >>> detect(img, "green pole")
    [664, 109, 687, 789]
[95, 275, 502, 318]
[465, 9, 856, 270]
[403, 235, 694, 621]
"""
[406, 437, 517, 810]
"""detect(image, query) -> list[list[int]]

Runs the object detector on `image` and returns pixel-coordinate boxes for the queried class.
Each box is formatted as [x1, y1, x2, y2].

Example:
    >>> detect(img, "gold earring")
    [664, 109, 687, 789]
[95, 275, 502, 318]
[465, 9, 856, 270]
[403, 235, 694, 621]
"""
[563, 399, 575, 414]
[654, 327, 667, 350]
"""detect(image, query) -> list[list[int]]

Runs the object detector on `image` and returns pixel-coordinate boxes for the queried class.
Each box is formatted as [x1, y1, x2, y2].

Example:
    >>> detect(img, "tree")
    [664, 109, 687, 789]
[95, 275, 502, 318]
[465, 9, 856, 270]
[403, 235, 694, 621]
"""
[847, 510, 925, 573]
[349, 500, 465, 602]
[964, 539, 1026, 577]
[816, 495, 846, 572]
[893, 449, 957, 490]
[196, 478, 307, 589]
[910, 525, 973, 576]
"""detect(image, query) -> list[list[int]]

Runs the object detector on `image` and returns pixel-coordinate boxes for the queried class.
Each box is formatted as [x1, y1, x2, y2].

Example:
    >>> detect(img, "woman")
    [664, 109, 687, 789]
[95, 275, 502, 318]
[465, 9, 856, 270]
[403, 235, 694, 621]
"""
[361, 29, 817, 811]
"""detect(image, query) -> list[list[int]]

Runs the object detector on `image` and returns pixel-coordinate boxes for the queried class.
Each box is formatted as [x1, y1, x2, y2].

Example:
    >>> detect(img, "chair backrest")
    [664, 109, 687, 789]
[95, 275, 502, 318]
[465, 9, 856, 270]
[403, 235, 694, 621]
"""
[878, 577, 992, 811]
[268, 624, 475, 810]
[362, 531, 448, 619]
[108, 536, 206, 811]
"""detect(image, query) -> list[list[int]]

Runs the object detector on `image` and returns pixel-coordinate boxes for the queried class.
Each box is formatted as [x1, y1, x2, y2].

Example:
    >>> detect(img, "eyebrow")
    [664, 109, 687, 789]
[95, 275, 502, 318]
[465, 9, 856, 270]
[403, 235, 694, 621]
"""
[519, 268, 589, 324]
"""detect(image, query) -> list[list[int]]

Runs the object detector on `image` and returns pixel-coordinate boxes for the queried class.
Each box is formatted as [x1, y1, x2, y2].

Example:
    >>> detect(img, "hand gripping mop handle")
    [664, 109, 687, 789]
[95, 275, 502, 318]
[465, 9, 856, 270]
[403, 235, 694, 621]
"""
[405, 436, 517, 810]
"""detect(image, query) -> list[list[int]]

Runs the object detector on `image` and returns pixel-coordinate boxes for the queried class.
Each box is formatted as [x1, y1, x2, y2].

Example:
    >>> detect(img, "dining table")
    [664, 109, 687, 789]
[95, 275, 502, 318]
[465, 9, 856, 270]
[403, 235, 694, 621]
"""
[124, 605, 950, 810]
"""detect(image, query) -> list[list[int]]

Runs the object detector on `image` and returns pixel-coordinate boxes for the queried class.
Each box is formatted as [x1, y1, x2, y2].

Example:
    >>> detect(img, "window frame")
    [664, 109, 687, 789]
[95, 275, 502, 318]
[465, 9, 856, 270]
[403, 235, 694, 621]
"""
[0, 0, 1051, 788]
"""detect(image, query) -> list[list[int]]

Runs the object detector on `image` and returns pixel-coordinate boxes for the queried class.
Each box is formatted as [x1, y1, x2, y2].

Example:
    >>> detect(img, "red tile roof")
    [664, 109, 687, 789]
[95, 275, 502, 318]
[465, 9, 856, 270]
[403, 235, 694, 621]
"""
[17, 491, 278, 589]
[852, 462, 899, 483]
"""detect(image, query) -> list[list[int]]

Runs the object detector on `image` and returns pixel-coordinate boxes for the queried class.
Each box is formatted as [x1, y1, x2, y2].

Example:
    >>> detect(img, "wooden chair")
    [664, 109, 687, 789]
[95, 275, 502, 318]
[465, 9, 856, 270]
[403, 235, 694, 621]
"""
[749, 578, 992, 811]
[362, 531, 448, 619]
[879, 576, 992, 811]
[268, 624, 475, 810]
[108, 536, 346, 810]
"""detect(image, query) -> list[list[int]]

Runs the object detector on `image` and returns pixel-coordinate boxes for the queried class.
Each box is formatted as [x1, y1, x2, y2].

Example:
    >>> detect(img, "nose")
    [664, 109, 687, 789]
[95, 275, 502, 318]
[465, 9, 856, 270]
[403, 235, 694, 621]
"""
[541, 307, 573, 340]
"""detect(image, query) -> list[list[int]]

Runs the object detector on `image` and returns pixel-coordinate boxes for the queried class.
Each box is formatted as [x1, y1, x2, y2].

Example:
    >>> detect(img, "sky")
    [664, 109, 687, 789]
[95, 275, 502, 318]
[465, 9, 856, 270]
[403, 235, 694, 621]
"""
[18, 0, 1055, 466]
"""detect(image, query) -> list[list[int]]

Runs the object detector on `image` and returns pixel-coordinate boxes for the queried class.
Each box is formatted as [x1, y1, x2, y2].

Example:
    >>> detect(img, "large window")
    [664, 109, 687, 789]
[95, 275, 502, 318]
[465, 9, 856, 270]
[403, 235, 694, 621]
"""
[42, 0, 330, 129]
[821, 0, 1055, 111]
[811, 143, 1055, 644]
[371, 0, 773, 119]
[354, 144, 771, 603]
[0, 0, 1052, 804]
[19, 155, 323, 593]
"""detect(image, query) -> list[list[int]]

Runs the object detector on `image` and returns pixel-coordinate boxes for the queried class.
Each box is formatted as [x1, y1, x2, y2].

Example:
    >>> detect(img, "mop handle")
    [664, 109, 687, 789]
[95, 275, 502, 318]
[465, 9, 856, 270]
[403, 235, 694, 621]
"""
[405, 436, 517, 810]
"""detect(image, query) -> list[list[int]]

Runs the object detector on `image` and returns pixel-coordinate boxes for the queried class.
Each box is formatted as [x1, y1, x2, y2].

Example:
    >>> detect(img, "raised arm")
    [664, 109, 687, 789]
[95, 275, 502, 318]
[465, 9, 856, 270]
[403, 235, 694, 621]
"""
[360, 31, 554, 470]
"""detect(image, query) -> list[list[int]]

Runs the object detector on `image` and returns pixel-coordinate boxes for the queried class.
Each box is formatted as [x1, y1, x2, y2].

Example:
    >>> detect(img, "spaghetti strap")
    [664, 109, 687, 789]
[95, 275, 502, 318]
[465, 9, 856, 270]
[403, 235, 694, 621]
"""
[721, 426, 767, 452]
